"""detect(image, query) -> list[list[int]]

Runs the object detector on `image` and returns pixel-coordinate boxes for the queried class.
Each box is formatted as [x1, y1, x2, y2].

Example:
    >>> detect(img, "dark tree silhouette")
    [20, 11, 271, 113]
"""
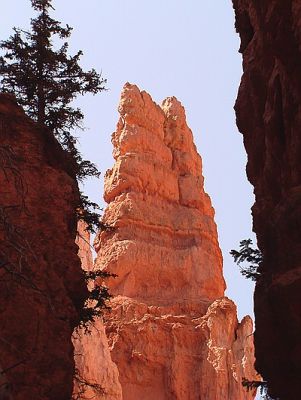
[242, 378, 276, 400]
[0, 0, 107, 231]
[230, 239, 263, 281]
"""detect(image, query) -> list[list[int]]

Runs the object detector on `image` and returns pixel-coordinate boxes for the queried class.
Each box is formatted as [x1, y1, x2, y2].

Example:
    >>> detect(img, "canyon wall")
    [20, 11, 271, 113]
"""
[79, 83, 258, 399]
[0, 94, 88, 400]
[233, 1, 301, 399]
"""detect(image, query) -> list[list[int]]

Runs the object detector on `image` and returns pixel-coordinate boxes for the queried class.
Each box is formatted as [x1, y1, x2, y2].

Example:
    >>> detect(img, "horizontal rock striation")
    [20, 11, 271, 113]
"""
[233, 1, 301, 399]
[91, 83, 258, 399]
[95, 83, 225, 306]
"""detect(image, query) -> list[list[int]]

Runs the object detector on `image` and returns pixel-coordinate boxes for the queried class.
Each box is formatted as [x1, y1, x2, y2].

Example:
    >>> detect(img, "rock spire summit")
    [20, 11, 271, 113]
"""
[95, 82, 226, 306]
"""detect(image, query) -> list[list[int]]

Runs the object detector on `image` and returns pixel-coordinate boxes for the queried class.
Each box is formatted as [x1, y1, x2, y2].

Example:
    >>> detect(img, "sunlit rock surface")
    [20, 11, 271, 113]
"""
[89, 83, 258, 399]
[96, 83, 225, 305]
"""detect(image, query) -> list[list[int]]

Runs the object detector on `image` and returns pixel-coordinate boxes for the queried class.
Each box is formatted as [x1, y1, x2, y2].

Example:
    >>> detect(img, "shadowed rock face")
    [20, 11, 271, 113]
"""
[0, 95, 87, 400]
[88, 83, 258, 400]
[233, 1, 301, 399]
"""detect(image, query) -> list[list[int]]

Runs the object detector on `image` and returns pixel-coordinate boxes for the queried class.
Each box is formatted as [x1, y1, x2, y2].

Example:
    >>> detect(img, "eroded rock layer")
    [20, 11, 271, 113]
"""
[95, 83, 225, 305]
[0, 95, 87, 399]
[233, 2, 301, 399]
[105, 296, 256, 400]
[93, 83, 258, 399]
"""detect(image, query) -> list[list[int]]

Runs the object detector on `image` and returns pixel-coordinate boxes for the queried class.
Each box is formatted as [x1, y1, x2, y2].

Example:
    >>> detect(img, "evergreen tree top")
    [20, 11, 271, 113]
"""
[0, 0, 107, 232]
[31, 0, 54, 11]
[0, 0, 106, 144]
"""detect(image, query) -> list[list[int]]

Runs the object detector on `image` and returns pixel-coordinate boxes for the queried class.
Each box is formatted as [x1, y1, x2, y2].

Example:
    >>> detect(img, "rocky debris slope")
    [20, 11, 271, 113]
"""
[89, 83, 258, 399]
[0, 94, 88, 399]
[233, 1, 301, 398]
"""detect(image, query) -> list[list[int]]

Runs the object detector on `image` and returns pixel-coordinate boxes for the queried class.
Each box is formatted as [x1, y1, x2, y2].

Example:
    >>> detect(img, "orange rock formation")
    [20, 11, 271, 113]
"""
[77, 83, 258, 399]
[96, 84, 225, 305]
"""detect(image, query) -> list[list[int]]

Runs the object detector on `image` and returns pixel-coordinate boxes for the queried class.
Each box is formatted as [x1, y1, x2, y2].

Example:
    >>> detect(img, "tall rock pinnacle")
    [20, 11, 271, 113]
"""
[95, 82, 225, 305]
[77, 83, 258, 399]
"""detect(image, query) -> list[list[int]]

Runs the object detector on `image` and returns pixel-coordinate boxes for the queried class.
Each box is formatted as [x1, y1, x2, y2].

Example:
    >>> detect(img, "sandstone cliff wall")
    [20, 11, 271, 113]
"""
[233, 1, 301, 399]
[0, 94, 88, 400]
[83, 83, 258, 399]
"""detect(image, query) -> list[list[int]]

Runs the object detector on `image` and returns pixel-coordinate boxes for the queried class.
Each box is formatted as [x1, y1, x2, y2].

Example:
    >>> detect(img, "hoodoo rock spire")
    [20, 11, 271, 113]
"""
[75, 83, 259, 400]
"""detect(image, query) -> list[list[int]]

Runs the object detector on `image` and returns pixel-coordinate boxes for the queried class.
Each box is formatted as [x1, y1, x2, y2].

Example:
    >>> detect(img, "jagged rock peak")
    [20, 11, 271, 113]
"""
[95, 82, 226, 306]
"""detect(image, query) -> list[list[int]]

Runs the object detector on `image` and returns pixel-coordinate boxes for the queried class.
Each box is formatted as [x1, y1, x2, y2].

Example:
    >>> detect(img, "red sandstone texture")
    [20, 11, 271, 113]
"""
[96, 83, 225, 305]
[0, 94, 88, 400]
[233, 1, 301, 399]
[89, 83, 258, 399]
[104, 296, 256, 400]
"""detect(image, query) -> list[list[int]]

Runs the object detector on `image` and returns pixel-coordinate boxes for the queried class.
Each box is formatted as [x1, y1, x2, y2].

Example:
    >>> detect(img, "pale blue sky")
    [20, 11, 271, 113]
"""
[1, 1, 256, 321]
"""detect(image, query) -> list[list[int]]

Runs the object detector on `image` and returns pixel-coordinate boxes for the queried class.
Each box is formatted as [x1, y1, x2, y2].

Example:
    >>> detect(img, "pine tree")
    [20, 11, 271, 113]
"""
[230, 239, 263, 281]
[0, 0, 107, 231]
